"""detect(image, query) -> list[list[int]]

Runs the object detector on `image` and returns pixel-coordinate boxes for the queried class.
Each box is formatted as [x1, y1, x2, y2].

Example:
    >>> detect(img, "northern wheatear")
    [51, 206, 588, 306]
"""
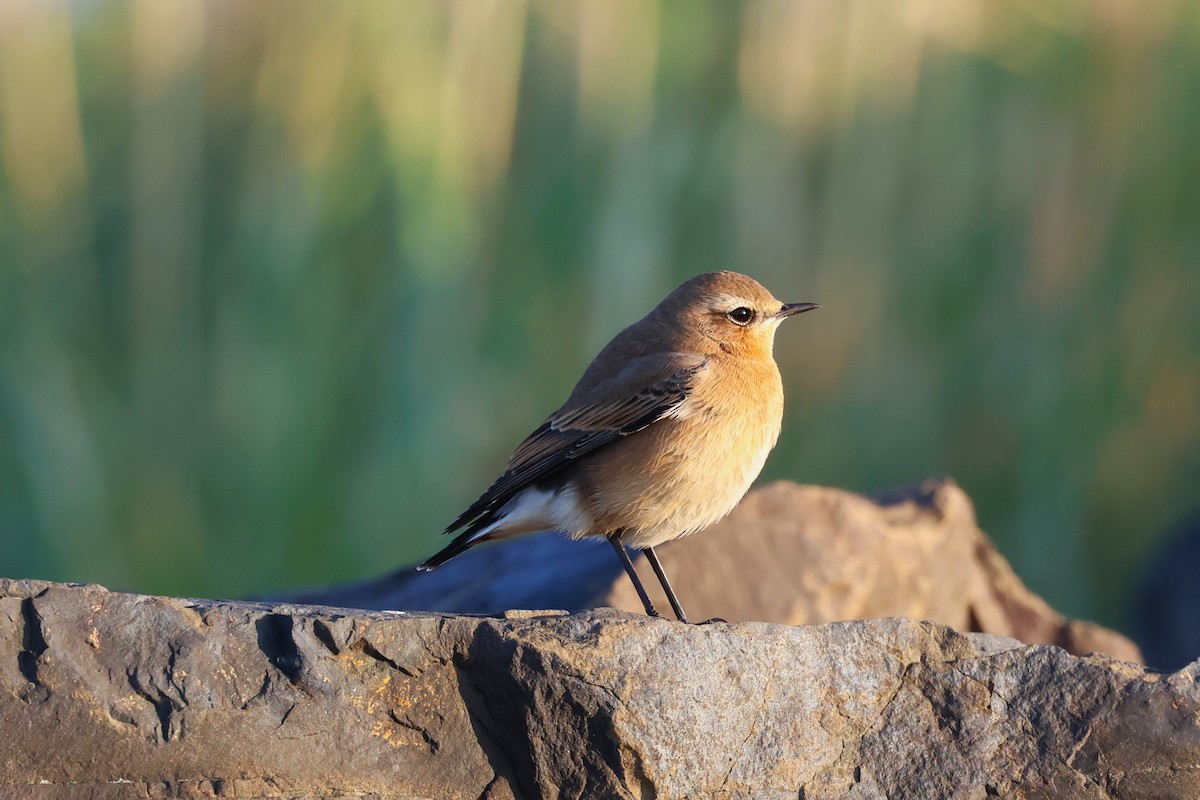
[419, 271, 818, 623]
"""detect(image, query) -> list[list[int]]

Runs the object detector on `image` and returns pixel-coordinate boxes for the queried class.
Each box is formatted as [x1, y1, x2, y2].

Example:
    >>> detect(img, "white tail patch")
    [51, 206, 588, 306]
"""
[473, 483, 594, 541]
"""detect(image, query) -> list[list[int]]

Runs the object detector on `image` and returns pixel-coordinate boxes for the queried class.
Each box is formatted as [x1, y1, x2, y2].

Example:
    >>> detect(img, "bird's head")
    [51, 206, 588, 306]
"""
[660, 271, 819, 358]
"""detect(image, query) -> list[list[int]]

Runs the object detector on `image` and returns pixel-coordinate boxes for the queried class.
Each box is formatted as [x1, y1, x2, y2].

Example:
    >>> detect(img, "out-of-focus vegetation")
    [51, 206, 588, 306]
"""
[1, 0, 1197, 629]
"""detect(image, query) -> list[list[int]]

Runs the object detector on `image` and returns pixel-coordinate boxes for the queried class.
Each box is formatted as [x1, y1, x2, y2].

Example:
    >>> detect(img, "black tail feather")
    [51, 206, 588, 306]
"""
[417, 512, 499, 571]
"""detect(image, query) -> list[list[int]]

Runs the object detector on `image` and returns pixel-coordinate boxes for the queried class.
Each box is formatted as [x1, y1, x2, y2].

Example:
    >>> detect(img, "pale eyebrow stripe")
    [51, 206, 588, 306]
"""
[707, 292, 748, 309]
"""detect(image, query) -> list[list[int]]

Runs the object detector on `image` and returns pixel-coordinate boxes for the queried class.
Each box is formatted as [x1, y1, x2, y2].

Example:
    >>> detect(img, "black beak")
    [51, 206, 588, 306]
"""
[776, 302, 820, 319]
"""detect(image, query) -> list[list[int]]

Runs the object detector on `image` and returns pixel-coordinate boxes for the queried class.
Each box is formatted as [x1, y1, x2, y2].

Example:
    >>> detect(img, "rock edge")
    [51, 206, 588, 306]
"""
[2, 579, 1197, 799]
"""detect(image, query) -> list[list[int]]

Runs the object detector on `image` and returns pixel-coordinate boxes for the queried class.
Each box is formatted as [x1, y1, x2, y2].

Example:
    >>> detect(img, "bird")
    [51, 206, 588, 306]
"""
[418, 271, 818, 623]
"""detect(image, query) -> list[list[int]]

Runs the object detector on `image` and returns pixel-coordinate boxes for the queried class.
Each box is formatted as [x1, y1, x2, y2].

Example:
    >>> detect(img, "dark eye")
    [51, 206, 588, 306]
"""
[727, 307, 754, 325]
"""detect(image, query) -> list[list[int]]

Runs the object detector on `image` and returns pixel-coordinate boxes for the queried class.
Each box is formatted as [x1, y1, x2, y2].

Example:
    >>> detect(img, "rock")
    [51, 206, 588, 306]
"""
[290, 479, 1142, 662]
[1134, 511, 1200, 671]
[1, 579, 1196, 799]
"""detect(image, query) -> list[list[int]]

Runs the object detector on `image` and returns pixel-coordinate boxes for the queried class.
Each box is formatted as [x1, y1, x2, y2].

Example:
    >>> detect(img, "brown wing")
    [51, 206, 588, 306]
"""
[444, 356, 707, 535]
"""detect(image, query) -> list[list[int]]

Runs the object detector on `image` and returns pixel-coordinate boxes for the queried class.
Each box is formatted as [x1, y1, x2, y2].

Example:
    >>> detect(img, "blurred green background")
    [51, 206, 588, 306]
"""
[1, 0, 1197, 633]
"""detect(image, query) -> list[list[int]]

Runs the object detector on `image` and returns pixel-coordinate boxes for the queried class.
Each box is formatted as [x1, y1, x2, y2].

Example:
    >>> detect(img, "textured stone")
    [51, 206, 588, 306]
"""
[3, 579, 1196, 800]
[291, 479, 1141, 662]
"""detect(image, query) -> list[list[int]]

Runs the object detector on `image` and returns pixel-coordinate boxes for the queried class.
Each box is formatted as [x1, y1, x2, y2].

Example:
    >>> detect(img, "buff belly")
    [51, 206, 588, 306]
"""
[571, 405, 781, 549]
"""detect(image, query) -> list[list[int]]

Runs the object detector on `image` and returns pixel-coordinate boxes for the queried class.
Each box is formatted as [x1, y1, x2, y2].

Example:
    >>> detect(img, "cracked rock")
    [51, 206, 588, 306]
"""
[2, 579, 1197, 799]
[287, 480, 1141, 663]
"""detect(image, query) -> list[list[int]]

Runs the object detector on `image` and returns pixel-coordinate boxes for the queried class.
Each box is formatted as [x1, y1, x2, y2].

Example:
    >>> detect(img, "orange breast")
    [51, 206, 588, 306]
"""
[574, 356, 784, 548]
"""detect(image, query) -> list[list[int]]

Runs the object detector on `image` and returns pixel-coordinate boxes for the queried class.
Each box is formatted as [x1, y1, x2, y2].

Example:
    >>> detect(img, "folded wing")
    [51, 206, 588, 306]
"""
[445, 354, 708, 538]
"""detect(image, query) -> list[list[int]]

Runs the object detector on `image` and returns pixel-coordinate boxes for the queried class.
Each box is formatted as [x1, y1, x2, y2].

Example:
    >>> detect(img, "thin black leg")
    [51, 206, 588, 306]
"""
[643, 546, 689, 623]
[607, 532, 660, 618]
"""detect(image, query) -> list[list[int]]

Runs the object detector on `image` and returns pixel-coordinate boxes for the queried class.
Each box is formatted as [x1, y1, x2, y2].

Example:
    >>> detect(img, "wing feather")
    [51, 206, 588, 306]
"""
[445, 356, 706, 534]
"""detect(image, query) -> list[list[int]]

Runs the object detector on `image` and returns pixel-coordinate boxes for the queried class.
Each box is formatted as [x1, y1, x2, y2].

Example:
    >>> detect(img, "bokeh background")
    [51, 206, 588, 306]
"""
[1, 0, 1197, 635]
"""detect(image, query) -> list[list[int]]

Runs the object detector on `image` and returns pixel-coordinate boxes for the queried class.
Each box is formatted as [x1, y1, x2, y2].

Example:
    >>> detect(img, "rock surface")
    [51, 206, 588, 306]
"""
[290, 479, 1141, 663]
[3, 579, 1197, 800]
